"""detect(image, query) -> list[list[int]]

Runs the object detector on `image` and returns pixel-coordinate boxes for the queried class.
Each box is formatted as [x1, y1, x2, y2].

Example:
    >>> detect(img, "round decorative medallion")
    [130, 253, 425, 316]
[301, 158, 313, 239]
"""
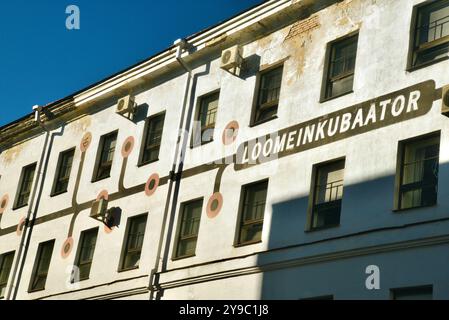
[206, 192, 224, 219]
[80, 132, 92, 152]
[97, 190, 109, 201]
[0, 194, 9, 214]
[104, 224, 115, 234]
[121, 136, 135, 158]
[16, 217, 26, 236]
[222, 121, 239, 145]
[61, 237, 74, 259]
[145, 174, 160, 197]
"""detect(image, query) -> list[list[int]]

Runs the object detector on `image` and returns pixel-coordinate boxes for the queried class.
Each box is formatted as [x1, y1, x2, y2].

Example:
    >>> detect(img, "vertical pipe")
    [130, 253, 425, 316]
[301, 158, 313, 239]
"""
[6, 107, 54, 300]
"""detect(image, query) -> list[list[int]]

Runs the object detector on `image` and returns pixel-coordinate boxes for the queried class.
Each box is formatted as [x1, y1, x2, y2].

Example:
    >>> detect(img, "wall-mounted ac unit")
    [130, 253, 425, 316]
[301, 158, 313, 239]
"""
[116, 95, 136, 116]
[90, 198, 108, 220]
[442, 85, 449, 117]
[220, 45, 243, 71]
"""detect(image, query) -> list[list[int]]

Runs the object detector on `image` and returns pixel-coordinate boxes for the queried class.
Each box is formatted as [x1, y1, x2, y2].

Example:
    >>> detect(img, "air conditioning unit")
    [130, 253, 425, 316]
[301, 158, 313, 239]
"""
[220, 45, 243, 71]
[442, 85, 449, 117]
[90, 198, 108, 220]
[116, 95, 136, 116]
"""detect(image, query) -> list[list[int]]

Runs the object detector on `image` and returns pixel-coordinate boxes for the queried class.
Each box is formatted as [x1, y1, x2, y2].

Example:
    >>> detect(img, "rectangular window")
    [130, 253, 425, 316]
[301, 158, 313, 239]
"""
[93, 131, 117, 181]
[14, 163, 37, 209]
[52, 148, 75, 196]
[309, 159, 345, 231]
[192, 92, 220, 146]
[72, 228, 98, 282]
[410, 0, 449, 68]
[119, 214, 148, 271]
[0, 252, 15, 298]
[29, 240, 54, 292]
[237, 180, 268, 246]
[252, 66, 283, 125]
[392, 286, 433, 300]
[323, 33, 358, 100]
[140, 113, 165, 165]
[397, 133, 440, 210]
[174, 199, 203, 259]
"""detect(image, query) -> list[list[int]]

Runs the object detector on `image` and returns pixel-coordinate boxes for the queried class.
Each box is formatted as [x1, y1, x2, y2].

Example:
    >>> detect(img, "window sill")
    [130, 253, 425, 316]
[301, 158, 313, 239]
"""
[320, 90, 354, 103]
[393, 203, 437, 213]
[190, 140, 214, 149]
[91, 175, 111, 183]
[117, 266, 139, 273]
[12, 204, 28, 211]
[137, 159, 159, 168]
[249, 116, 278, 128]
[172, 254, 196, 261]
[50, 190, 68, 198]
[71, 277, 89, 284]
[407, 55, 449, 72]
[28, 287, 45, 294]
[234, 240, 262, 248]
[305, 224, 340, 233]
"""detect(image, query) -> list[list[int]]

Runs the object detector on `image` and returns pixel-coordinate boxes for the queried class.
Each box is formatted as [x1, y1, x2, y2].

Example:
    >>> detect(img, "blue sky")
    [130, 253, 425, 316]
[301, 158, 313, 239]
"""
[0, 0, 262, 127]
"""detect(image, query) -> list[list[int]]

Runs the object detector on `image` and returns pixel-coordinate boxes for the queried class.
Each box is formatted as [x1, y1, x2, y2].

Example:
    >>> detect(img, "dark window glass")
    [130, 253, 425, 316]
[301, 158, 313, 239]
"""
[237, 180, 268, 245]
[141, 113, 165, 164]
[193, 92, 219, 146]
[120, 215, 147, 271]
[15, 163, 37, 209]
[29, 240, 54, 292]
[52, 149, 75, 195]
[311, 160, 345, 230]
[94, 131, 117, 181]
[175, 199, 203, 258]
[324, 34, 358, 99]
[253, 66, 283, 124]
[398, 134, 440, 210]
[73, 228, 98, 282]
[412, 0, 449, 67]
[392, 286, 433, 300]
[0, 252, 15, 298]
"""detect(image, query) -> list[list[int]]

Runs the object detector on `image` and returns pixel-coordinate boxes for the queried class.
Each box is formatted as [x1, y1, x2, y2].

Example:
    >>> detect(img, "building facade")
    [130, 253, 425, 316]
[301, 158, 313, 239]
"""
[1, 0, 449, 300]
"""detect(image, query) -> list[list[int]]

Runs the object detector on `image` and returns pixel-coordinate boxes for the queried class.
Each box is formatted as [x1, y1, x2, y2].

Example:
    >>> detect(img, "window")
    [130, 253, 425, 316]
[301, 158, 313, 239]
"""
[119, 214, 147, 271]
[192, 92, 219, 146]
[14, 163, 37, 209]
[236, 180, 268, 246]
[140, 113, 165, 165]
[174, 199, 203, 259]
[322, 33, 358, 100]
[309, 159, 345, 231]
[51, 148, 75, 196]
[72, 228, 98, 282]
[252, 65, 284, 125]
[397, 133, 440, 210]
[93, 131, 117, 181]
[0, 252, 15, 298]
[29, 240, 54, 292]
[392, 286, 433, 300]
[410, 0, 449, 68]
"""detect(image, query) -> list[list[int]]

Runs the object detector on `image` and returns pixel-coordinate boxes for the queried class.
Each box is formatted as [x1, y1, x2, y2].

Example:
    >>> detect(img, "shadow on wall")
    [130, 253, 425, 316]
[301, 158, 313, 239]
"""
[132, 103, 149, 124]
[258, 161, 449, 300]
[107, 207, 122, 229]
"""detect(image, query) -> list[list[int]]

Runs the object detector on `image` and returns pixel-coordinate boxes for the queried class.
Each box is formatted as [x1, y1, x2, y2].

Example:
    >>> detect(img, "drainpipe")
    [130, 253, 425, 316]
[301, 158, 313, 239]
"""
[149, 39, 193, 300]
[6, 105, 53, 300]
